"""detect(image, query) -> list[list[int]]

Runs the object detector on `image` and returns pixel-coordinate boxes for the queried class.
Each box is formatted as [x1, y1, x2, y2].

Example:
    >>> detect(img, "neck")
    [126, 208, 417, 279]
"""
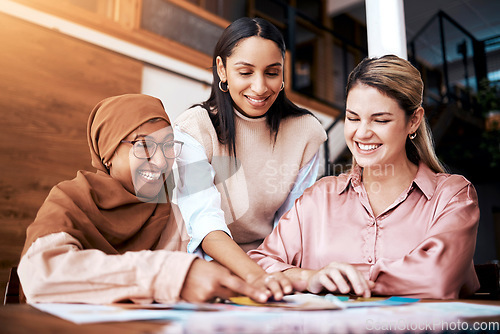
[361, 158, 418, 187]
[233, 105, 268, 119]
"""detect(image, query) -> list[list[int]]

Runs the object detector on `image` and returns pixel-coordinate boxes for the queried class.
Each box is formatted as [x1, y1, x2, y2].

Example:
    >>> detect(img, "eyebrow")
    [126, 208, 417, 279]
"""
[346, 110, 393, 117]
[233, 61, 282, 68]
[133, 133, 174, 141]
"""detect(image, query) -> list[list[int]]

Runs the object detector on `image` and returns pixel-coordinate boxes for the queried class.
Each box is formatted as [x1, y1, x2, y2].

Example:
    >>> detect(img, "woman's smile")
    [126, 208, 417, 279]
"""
[356, 142, 382, 152]
[137, 169, 163, 182]
[245, 94, 270, 107]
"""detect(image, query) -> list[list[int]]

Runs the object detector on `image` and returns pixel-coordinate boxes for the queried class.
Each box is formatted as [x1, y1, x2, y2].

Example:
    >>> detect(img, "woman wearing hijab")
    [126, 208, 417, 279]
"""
[18, 94, 265, 304]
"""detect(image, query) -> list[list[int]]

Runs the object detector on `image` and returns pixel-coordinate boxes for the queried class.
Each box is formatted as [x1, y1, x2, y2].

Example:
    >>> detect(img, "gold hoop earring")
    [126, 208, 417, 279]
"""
[218, 81, 228, 93]
[409, 132, 417, 140]
[280, 81, 285, 91]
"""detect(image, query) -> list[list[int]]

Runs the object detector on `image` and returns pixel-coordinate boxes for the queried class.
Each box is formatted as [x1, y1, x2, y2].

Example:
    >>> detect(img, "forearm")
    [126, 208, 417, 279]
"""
[19, 232, 197, 304]
[202, 230, 265, 282]
[370, 246, 476, 299]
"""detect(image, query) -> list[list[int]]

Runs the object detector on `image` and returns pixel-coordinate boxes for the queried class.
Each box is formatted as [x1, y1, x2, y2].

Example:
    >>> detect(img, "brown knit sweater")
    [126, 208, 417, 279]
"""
[175, 106, 326, 250]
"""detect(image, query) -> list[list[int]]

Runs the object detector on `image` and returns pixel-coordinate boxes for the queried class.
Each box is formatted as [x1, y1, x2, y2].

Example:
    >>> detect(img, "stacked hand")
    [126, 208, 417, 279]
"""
[247, 271, 305, 301]
[180, 259, 268, 303]
[180, 260, 373, 303]
[306, 262, 374, 297]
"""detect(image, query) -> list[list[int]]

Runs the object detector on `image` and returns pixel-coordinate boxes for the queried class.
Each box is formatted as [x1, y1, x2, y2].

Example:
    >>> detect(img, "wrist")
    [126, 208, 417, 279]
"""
[244, 267, 266, 283]
[301, 269, 318, 282]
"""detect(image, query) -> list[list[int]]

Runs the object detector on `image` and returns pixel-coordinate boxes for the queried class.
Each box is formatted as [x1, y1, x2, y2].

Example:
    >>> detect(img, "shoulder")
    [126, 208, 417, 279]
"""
[300, 172, 350, 200]
[52, 171, 88, 194]
[434, 172, 478, 202]
[435, 172, 472, 187]
[281, 113, 327, 141]
[415, 163, 477, 203]
[278, 114, 327, 165]
[54, 171, 131, 204]
[173, 106, 217, 155]
[174, 106, 212, 130]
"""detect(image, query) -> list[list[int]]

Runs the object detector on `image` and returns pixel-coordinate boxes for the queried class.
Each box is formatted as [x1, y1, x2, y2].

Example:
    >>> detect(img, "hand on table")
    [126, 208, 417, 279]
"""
[307, 262, 374, 298]
[248, 271, 306, 301]
[180, 259, 268, 303]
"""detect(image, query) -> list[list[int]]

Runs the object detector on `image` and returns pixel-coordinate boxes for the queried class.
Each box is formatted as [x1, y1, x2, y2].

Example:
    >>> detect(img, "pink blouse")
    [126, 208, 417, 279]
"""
[248, 163, 480, 299]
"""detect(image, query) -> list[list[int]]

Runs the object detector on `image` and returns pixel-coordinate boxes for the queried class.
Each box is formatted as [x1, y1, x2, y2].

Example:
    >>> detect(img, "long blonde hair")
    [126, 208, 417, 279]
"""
[345, 55, 445, 173]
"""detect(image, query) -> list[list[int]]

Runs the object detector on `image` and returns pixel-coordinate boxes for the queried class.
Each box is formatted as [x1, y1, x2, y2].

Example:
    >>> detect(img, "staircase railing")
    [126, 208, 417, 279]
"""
[408, 10, 500, 180]
[408, 10, 490, 107]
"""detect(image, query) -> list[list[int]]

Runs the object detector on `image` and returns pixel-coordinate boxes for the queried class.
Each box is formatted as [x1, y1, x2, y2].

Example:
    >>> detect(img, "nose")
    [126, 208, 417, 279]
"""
[251, 74, 268, 95]
[355, 121, 373, 139]
[148, 147, 168, 169]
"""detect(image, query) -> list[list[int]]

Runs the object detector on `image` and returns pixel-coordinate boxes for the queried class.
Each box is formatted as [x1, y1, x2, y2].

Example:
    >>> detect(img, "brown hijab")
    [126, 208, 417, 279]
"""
[22, 94, 184, 256]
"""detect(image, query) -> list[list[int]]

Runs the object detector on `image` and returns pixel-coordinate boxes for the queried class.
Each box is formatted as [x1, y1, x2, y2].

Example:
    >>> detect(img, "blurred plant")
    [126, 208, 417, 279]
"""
[477, 79, 500, 116]
[480, 129, 500, 169]
[476, 79, 500, 168]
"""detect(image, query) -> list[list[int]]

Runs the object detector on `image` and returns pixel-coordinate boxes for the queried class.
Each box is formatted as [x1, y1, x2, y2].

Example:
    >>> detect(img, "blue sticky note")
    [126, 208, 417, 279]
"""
[345, 296, 420, 308]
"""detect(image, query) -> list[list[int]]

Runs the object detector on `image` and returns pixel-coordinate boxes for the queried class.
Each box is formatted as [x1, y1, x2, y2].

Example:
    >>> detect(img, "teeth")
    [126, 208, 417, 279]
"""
[357, 143, 380, 151]
[247, 96, 266, 103]
[138, 171, 161, 181]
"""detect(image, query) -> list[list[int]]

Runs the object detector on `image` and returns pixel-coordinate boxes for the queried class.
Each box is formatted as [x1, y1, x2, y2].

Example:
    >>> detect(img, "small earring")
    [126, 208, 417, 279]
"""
[280, 81, 285, 91]
[219, 80, 228, 93]
[104, 161, 111, 169]
[409, 132, 417, 140]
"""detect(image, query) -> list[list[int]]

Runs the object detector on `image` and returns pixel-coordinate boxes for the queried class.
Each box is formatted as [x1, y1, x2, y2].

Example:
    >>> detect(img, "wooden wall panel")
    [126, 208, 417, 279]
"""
[0, 12, 142, 299]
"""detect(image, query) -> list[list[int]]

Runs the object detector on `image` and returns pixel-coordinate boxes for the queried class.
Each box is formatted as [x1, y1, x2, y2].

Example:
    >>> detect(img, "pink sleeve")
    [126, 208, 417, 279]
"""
[370, 183, 480, 299]
[248, 200, 304, 273]
[18, 232, 197, 304]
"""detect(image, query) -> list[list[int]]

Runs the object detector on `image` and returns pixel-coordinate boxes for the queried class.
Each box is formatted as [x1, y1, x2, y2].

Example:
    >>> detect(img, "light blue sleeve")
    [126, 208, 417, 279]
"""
[173, 126, 232, 254]
[272, 151, 320, 227]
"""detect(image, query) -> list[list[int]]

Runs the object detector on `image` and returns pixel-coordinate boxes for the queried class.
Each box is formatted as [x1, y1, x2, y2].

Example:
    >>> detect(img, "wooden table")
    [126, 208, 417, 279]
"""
[2, 300, 500, 334]
[0, 304, 169, 334]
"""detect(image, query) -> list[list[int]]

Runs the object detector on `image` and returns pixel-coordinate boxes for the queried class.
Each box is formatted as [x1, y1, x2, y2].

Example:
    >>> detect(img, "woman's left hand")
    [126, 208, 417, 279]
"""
[307, 262, 374, 298]
[248, 271, 296, 301]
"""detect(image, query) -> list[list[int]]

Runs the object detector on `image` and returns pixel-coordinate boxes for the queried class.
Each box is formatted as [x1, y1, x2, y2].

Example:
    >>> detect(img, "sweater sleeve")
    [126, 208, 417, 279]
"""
[370, 182, 480, 299]
[273, 152, 320, 227]
[18, 232, 197, 304]
[173, 127, 232, 254]
[299, 114, 327, 170]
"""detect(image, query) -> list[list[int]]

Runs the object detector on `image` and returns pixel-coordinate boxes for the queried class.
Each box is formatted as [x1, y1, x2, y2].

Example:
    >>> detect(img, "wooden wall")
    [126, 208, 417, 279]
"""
[0, 12, 143, 299]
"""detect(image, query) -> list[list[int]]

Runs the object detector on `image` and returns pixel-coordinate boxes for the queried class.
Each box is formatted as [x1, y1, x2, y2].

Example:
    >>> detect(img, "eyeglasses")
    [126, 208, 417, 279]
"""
[121, 140, 183, 159]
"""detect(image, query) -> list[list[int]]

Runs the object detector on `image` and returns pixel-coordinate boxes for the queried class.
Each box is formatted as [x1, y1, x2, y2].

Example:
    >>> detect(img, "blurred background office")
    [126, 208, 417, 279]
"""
[0, 0, 499, 298]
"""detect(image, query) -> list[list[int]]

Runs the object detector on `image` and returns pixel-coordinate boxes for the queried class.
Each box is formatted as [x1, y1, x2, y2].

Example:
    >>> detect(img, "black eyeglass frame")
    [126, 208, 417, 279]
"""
[120, 140, 183, 159]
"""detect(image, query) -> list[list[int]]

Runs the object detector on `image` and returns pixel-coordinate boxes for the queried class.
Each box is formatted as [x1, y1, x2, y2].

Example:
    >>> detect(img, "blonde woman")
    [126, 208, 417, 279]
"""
[249, 55, 479, 299]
